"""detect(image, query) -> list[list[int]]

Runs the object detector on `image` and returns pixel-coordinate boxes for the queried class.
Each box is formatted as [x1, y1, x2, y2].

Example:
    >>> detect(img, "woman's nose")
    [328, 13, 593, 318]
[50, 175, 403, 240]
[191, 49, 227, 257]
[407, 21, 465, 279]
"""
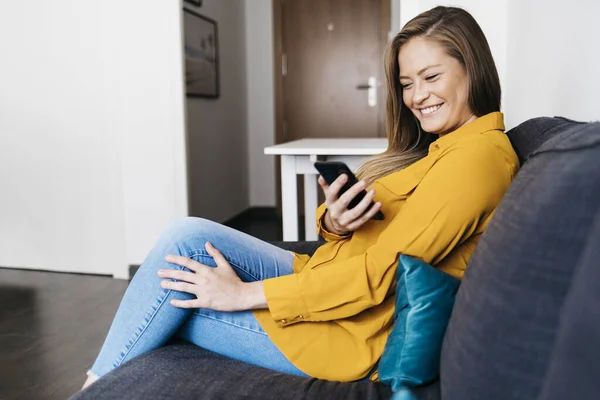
[412, 82, 430, 105]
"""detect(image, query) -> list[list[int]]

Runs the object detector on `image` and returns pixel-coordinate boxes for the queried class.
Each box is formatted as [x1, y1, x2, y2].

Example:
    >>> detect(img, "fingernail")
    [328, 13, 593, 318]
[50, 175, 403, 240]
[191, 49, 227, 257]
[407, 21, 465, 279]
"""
[205, 241, 213, 249]
[157, 270, 164, 277]
[165, 255, 172, 262]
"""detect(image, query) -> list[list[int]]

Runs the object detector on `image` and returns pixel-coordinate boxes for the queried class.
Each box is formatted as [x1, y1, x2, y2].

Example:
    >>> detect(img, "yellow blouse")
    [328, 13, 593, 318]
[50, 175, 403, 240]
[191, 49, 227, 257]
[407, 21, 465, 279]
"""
[253, 112, 519, 381]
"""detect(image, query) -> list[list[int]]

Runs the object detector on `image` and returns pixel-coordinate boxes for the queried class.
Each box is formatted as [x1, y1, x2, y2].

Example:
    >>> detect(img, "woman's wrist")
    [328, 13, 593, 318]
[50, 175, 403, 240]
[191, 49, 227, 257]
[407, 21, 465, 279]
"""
[240, 281, 268, 310]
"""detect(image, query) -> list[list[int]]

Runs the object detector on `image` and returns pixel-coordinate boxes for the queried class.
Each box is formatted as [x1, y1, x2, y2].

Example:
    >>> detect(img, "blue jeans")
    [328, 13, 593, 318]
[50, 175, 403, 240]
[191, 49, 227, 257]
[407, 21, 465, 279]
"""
[89, 217, 309, 378]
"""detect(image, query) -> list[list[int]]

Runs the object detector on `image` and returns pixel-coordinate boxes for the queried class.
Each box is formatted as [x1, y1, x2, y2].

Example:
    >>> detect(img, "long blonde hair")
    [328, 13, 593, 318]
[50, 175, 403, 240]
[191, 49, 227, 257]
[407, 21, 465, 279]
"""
[356, 6, 501, 184]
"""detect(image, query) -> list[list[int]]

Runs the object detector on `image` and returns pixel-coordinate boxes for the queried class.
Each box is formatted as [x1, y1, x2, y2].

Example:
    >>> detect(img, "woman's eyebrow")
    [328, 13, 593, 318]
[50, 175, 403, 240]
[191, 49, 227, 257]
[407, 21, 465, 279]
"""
[399, 64, 442, 79]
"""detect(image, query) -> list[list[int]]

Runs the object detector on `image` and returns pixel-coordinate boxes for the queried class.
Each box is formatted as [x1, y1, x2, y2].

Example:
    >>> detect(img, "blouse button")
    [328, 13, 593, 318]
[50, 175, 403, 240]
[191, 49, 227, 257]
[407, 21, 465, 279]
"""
[298, 315, 304, 319]
[280, 319, 287, 324]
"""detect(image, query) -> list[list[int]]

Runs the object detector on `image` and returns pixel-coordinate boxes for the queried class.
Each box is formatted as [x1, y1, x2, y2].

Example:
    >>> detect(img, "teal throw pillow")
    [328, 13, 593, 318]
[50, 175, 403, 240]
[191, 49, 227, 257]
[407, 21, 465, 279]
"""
[379, 254, 460, 391]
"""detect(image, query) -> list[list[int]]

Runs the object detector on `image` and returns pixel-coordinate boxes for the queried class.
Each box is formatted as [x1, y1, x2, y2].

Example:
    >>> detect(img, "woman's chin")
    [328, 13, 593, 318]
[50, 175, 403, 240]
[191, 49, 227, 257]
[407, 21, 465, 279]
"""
[421, 121, 445, 135]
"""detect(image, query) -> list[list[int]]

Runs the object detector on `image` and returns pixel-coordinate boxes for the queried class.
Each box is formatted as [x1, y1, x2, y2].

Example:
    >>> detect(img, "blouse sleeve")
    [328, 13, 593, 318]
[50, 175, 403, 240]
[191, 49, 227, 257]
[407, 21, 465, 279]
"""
[263, 143, 513, 326]
[315, 203, 352, 242]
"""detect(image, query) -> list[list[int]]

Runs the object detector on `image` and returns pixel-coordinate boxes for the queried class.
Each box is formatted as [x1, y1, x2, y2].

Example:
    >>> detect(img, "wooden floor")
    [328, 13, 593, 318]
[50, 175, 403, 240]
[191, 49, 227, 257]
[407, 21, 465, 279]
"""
[0, 211, 282, 400]
[0, 270, 129, 399]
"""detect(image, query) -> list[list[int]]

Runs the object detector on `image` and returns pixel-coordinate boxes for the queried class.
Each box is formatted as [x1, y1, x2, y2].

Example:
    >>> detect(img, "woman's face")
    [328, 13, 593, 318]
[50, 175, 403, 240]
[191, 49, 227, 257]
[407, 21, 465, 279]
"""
[398, 37, 476, 136]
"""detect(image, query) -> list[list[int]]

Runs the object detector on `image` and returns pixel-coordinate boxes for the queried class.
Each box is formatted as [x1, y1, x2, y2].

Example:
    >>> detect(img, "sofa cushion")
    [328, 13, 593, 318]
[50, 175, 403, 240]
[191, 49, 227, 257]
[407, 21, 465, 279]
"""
[507, 116, 588, 163]
[536, 212, 600, 400]
[440, 119, 600, 400]
[71, 343, 392, 400]
[379, 255, 460, 391]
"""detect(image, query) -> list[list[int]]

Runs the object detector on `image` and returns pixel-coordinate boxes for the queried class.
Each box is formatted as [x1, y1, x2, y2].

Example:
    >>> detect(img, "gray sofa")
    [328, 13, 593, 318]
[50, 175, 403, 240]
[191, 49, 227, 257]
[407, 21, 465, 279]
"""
[73, 116, 600, 400]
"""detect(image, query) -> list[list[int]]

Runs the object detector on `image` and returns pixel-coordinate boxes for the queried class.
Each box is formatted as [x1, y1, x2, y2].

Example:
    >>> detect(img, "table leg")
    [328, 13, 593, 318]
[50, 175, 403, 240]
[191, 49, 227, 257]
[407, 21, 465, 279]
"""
[280, 155, 298, 241]
[303, 173, 319, 241]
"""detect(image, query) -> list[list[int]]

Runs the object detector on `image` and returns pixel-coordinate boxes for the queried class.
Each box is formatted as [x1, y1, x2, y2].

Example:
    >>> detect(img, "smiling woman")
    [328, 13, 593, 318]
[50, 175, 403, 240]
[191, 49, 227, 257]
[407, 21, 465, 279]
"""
[80, 6, 519, 394]
[398, 38, 476, 136]
[356, 5, 502, 184]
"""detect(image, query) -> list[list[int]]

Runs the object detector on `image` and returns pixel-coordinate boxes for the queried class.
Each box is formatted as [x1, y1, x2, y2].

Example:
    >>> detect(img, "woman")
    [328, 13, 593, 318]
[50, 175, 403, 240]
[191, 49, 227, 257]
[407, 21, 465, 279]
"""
[82, 6, 519, 389]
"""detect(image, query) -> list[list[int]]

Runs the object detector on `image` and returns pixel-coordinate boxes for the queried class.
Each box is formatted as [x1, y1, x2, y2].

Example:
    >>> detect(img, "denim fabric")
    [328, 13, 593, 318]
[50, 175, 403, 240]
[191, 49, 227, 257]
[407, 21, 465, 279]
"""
[89, 217, 308, 378]
[440, 119, 600, 400]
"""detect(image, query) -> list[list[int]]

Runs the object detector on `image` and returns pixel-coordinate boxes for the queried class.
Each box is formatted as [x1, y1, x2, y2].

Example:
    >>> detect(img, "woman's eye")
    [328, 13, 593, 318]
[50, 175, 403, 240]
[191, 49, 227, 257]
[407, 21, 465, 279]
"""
[425, 74, 439, 81]
[401, 83, 413, 89]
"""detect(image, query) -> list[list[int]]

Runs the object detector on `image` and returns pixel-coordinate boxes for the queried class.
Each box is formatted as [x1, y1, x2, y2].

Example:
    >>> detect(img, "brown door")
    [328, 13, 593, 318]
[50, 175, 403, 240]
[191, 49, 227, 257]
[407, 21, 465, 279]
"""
[272, 0, 390, 228]
[275, 0, 390, 142]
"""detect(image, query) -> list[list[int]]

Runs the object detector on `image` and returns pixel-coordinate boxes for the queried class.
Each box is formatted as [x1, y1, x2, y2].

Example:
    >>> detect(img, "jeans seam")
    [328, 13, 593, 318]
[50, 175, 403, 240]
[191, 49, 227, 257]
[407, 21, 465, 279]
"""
[113, 264, 186, 369]
[188, 251, 260, 281]
[191, 312, 268, 336]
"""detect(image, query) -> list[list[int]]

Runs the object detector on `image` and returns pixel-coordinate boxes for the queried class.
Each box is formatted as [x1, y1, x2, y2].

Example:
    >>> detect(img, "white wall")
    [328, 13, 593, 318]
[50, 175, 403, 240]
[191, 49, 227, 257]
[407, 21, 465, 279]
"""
[391, 0, 402, 35]
[118, 2, 189, 270]
[504, 0, 600, 127]
[245, 0, 277, 207]
[186, 0, 250, 221]
[0, 1, 188, 277]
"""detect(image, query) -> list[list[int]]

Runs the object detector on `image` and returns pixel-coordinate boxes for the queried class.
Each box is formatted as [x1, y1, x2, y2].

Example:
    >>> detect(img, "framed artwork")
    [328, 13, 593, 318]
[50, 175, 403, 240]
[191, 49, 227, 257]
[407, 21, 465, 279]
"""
[183, 9, 219, 98]
[184, 0, 203, 7]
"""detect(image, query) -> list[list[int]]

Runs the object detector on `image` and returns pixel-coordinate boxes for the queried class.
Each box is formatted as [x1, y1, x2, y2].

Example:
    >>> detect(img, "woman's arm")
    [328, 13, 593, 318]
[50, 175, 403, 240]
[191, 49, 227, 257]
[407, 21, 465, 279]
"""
[263, 144, 514, 325]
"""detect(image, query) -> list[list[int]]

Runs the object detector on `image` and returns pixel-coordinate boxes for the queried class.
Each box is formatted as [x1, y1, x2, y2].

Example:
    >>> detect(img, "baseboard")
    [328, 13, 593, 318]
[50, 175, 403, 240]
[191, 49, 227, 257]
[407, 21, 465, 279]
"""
[128, 265, 140, 280]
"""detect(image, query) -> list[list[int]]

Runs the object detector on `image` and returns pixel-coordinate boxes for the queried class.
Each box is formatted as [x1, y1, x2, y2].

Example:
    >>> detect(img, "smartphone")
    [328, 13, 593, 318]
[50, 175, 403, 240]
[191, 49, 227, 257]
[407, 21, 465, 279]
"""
[314, 161, 385, 220]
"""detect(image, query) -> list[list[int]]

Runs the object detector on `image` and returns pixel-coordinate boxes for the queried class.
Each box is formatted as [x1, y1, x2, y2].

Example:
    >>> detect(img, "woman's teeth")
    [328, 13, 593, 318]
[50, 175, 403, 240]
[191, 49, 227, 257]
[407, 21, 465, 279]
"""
[421, 104, 442, 115]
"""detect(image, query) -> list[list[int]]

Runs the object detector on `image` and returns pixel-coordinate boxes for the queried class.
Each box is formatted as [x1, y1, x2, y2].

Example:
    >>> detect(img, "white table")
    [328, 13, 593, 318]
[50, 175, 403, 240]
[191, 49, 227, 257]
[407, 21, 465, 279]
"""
[264, 138, 387, 241]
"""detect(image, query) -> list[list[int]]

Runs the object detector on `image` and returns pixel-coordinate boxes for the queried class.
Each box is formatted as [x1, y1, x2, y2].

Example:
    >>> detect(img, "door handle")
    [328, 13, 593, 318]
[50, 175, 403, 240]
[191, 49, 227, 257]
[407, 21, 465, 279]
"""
[356, 76, 377, 107]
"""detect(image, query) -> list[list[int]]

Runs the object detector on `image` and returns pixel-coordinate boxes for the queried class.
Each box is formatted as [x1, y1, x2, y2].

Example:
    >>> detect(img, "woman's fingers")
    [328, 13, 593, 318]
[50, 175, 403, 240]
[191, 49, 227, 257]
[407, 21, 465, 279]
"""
[158, 245, 247, 311]
[345, 202, 382, 231]
[345, 189, 376, 221]
[170, 299, 202, 308]
[160, 280, 198, 295]
[334, 181, 369, 225]
[164, 255, 203, 272]
[323, 174, 348, 205]
[336, 180, 366, 208]
[317, 175, 329, 189]
[205, 242, 227, 268]
[158, 268, 202, 284]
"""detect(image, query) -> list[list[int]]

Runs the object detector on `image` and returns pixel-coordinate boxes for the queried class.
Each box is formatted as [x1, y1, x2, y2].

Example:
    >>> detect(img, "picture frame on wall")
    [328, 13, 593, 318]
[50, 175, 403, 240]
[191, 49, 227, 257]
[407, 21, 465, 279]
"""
[183, 9, 219, 98]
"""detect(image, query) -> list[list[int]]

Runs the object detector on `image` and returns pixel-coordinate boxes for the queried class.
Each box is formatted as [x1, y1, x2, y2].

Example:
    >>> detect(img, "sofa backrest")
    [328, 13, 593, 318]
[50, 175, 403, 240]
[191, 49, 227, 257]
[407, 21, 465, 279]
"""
[439, 117, 600, 400]
[535, 211, 600, 400]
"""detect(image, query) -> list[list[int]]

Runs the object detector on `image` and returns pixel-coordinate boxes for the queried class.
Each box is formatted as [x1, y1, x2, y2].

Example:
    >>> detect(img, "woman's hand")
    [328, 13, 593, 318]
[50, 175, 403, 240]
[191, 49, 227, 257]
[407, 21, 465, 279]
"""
[318, 174, 382, 236]
[158, 242, 267, 311]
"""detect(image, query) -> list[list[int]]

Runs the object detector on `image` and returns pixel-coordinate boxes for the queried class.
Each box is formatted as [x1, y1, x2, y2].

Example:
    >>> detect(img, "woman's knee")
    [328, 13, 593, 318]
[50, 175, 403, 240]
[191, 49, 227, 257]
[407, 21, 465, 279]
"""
[161, 217, 211, 241]
[153, 216, 221, 257]
[137, 217, 213, 276]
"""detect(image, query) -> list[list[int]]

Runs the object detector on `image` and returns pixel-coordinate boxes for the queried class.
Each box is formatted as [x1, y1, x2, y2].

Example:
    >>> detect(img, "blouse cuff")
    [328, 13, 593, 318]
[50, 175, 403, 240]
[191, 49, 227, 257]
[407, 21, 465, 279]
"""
[263, 274, 311, 327]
